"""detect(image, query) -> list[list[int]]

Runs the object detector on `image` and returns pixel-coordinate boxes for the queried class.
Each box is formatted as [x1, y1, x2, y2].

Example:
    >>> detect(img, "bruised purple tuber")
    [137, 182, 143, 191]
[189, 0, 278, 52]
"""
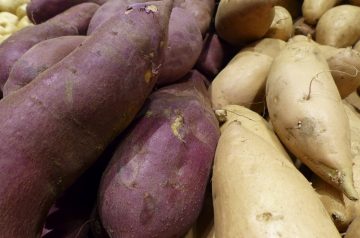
[98, 70, 220, 238]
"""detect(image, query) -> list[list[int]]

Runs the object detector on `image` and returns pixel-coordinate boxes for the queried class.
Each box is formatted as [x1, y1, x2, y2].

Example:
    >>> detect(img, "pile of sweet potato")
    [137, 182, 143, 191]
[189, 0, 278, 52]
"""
[2, 0, 360, 238]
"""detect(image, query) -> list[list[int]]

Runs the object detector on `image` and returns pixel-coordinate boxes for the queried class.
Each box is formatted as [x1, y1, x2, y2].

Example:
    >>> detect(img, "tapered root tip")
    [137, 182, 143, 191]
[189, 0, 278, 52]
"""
[340, 171, 359, 201]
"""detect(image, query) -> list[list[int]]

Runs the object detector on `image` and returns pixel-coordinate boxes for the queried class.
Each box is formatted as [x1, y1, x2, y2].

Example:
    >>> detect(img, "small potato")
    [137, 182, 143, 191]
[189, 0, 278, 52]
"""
[0, 12, 18, 35]
[215, 0, 275, 46]
[17, 16, 32, 29]
[316, 5, 360, 48]
[265, 6, 293, 41]
[16, 3, 27, 18]
[302, 0, 342, 25]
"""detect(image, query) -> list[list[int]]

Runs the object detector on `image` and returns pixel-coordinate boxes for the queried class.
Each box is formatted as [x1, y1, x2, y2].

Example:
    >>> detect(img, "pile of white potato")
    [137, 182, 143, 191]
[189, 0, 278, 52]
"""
[0, 0, 32, 43]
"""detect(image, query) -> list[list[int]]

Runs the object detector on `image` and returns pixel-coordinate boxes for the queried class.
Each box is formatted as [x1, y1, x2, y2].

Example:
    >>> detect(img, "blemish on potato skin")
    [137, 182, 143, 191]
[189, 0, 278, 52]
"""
[140, 193, 155, 225]
[171, 115, 185, 142]
[144, 69, 153, 83]
[256, 212, 284, 222]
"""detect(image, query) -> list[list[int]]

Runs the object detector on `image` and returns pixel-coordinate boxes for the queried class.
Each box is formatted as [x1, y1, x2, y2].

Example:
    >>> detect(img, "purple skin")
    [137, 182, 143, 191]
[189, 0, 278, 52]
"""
[3, 36, 86, 97]
[87, 0, 148, 34]
[98, 70, 220, 238]
[0, 3, 99, 93]
[157, 7, 203, 86]
[41, 145, 115, 238]
[27, 0, 108, 24]
[0, 1, 172, 237]
[174, 0, 215, 35]
[195, 33, 226, 79]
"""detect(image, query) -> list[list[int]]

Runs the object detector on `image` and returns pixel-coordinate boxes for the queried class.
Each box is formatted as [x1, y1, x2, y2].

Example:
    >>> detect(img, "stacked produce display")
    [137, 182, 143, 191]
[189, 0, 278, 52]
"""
[0, 0, 32, 43]
[2, 0, 360, 237]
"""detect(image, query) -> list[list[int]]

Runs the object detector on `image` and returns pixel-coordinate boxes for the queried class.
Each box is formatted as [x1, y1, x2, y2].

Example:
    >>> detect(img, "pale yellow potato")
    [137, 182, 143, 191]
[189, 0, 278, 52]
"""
[209, 51, 272, 114]
[302, 0, 342, 25]
[266, 39, 358, 200]
[345, 216, 360, 238]
[212, 106, 341, 238]
[215, 0, 275, 46]
[240, 38, 286, 58]
[16, 3, 27, 18]
[17, 16, 32, 29]
[316, 5, 360, 48]
[265, 6, 293, 41]
[0, 0, 29, 13]
[0, 12, 18, 35]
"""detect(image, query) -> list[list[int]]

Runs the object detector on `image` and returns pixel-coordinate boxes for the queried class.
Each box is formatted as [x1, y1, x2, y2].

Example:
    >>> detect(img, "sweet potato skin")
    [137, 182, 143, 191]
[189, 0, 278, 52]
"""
[266, 39, 357, 200]
[196, 34, 227, 79]
[27, 0, 107, 24]
[3, 36, 86, 96]
[0, 1, 171, 237]
[87, 0, 148, 34]
[0, 3, 99, 93]
[174, 0, 215, 35]
[157, 7, 203, 86]
[98, 71, 220, 238]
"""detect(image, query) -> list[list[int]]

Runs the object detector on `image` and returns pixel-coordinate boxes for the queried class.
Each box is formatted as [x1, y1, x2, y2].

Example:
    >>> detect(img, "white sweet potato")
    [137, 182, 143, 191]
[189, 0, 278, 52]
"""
[266, 39, 358, 200]
[212, 105, 341, 238]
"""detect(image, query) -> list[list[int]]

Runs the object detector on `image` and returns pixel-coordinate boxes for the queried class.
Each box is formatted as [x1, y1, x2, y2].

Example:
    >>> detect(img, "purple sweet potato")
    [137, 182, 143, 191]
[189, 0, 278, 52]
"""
[157, 7, 203, 86]
[196, 33, 227, 79]
[41, 144, 115, 238]
[0, 3, 99, 93]
[87, 0, 148, 34]
[3, 36, 86, 97]
[27, 0, 107, 24]
[98, 70, 220, 238]
[0, 1, 172, 237]
[174, 0, 216, 35]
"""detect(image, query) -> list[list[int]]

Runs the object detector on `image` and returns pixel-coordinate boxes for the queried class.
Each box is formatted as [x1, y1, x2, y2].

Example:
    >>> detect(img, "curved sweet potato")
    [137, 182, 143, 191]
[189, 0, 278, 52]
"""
[3, 36, 86, 96]
[0, 3, 99, 93]
[98, 70, 220, 238]
[0, 1, 172, 237]
[27, 0, 107, 24]
[266, 39, 358, 200]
